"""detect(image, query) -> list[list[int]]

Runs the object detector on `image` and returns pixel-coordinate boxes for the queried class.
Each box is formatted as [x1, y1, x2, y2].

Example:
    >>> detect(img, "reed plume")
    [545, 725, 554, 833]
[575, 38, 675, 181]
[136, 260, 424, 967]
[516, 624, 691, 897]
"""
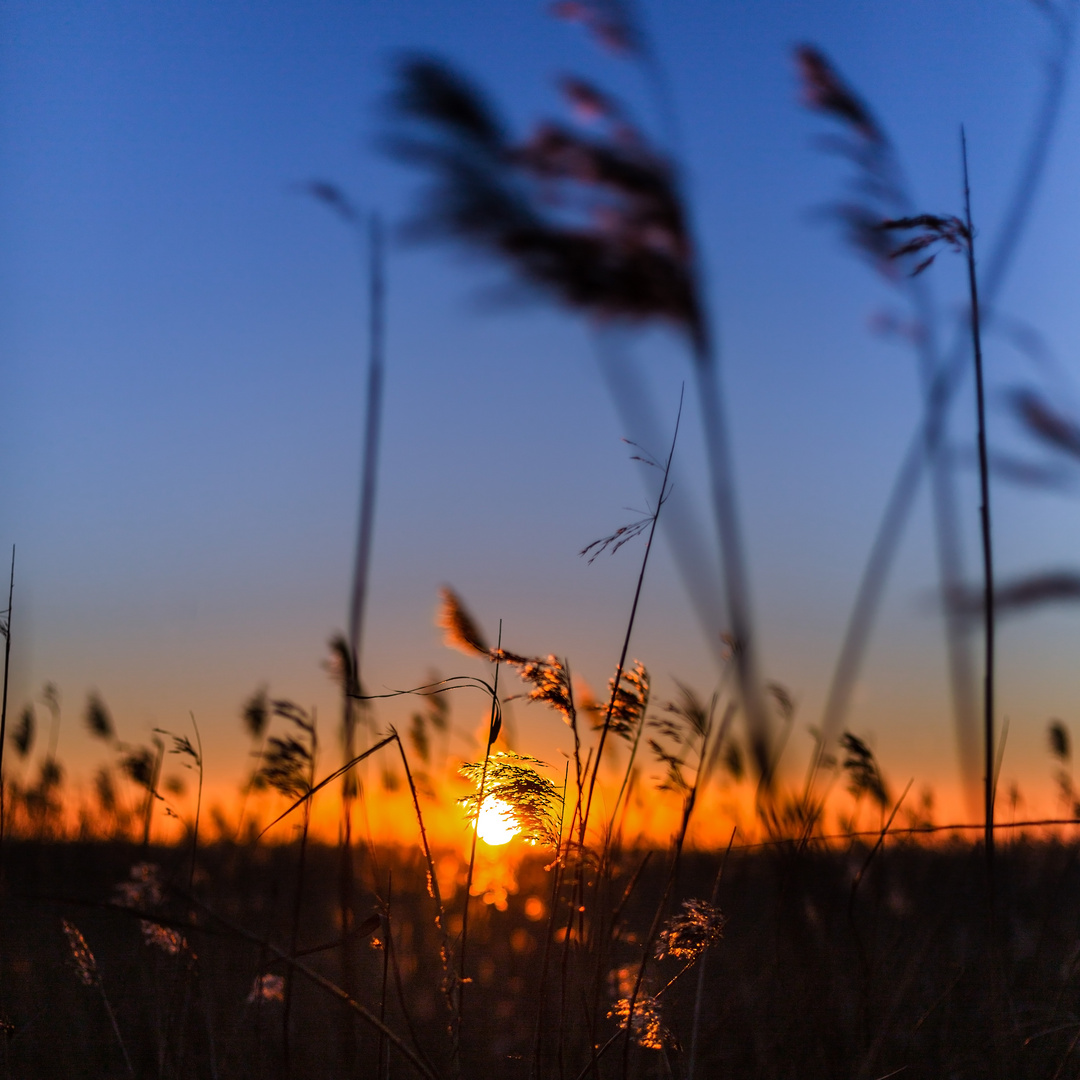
[459, 752, 561, 848]
[437, 586, 490, 657]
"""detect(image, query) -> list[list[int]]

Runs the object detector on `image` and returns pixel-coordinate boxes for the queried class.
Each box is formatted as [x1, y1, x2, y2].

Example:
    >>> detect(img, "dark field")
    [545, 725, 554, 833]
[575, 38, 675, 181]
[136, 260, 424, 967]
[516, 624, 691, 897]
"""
[5, 835, 1080, 1079]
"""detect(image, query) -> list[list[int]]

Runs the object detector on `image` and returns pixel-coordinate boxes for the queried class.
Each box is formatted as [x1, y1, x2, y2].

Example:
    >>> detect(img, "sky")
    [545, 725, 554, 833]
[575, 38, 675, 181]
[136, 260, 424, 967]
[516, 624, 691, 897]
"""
[5, 0, 1080, 836]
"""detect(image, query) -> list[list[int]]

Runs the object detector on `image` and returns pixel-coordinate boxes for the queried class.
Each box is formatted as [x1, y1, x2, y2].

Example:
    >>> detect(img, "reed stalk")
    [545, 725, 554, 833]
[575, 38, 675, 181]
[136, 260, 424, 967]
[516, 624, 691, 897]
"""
[342, 213, 386, 1063]
[454, 621, 502, 1074]
[0, 546, 15, 848]
[582, 388, 683, 844]
[960, 131, 995, 892]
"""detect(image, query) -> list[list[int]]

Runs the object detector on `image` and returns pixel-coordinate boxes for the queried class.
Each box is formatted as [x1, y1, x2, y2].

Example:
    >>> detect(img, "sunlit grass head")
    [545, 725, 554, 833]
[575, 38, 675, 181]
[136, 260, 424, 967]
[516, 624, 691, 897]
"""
[459, 752, 561, 849]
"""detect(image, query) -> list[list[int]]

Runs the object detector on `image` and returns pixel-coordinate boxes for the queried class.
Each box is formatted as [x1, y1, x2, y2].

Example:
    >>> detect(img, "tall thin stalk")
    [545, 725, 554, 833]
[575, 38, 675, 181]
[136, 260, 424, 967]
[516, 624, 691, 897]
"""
[530, 763, 569, 1080]
[696, 351, 773, 785]
[961, 131, 994, 888]
[306, 184, 387, 1061]
[282, 732, 315, 1080]
[141, 736, 164, 849]
[378, 871, 392, 1080]
[0, 546, 14, 847]
[188, 713, 203, 892]
[581, 388, 683, 843]
[454, 620, 502, 1075]
[687, 828, 735, 1080]
[618, 696, 722, 1080]
[348, 215, 386, 670]
[342, 211, 387, 1061]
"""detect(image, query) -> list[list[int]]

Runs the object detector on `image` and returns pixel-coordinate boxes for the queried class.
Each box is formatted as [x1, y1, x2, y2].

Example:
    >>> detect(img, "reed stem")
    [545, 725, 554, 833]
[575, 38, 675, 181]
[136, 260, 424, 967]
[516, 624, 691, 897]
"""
[961, 130, 995, 897]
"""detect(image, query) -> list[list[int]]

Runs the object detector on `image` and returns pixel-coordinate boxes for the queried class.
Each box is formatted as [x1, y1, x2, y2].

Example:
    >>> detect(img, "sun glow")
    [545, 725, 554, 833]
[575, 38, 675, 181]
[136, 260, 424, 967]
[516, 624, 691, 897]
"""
[476, 797, 518, 846]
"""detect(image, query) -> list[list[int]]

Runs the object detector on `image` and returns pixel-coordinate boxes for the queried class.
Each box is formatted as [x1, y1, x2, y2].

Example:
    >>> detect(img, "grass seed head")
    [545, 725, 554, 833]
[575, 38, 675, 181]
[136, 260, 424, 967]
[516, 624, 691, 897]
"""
[241, 686, 269, 740]
[459, 752, 561, 847]
[655, 898, 724, 962]
[603, 661, 649, 740]
[437, 587, 491, 656]
[550, 0, 640, 55]
[114, 863, 165, 910]
[61, 919, 99, 988]
[608, 993, 667, 1050]
[84, 693, 115, 742]
[140, 921, 192, 959]
[12, 704, 34, 759]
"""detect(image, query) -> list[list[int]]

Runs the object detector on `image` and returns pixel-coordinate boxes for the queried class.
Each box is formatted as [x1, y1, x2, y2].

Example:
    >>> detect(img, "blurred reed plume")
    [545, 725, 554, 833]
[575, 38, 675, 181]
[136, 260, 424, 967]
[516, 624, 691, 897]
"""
[839, 731, 890, 811]
[551, 0, 641, 55]
[11, 704, 33, 759]
[258, 701, 317, 802]
[437, 586, 490, 657]
[84, 692, 115, 743]
[61, 917, 134, 1077]
[242, 685, 269, 741]
[61, 917, 99, 987]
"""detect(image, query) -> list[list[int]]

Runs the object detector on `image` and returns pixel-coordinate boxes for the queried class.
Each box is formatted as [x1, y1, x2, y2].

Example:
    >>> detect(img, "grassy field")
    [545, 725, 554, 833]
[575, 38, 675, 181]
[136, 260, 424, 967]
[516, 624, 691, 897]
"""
[5, 827, 1080, 1078]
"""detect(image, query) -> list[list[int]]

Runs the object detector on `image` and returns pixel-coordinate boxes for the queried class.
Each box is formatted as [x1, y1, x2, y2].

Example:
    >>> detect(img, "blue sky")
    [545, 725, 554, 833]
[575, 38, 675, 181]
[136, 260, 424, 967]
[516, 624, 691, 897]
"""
[5, 0, 1080, 820]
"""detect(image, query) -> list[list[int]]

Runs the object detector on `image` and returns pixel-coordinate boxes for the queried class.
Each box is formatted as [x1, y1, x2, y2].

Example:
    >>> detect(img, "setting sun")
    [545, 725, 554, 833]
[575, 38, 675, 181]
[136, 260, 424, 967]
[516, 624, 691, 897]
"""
[475, 797, 518, 846]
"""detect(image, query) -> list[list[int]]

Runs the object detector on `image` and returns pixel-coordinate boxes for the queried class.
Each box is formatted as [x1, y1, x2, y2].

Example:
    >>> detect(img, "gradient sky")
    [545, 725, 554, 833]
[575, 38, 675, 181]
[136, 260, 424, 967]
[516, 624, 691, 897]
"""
[5, 0, 1080, 831]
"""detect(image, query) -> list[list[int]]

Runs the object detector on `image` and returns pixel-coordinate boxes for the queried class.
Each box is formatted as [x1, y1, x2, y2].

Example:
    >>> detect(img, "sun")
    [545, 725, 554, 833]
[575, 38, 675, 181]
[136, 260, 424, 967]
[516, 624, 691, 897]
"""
[476, 797, 518, 846]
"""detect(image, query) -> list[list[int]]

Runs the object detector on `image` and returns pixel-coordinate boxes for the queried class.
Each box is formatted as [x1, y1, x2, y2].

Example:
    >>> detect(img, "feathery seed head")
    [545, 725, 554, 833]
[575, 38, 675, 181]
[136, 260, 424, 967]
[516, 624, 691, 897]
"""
[12, 705, 34, 759]
[1049, 719, 1070, 762]
[241, 686, 269, 740]
[608, 994, 667, 1050]
[84, 693, 115, 742]
[498, 653, 576, 726]
[840, 731, 890, 808]
[114, 863, 165, 910]
[603, 661, 649, 740]
[550, 0, 640, 55]
[141, 921, 191, 959]
[655, 898, 724, 962]
[795, 46, 884, 145]
[437, 587, 491, 656]
[61, 920, 99, 987]
[459, 752, 561, 847]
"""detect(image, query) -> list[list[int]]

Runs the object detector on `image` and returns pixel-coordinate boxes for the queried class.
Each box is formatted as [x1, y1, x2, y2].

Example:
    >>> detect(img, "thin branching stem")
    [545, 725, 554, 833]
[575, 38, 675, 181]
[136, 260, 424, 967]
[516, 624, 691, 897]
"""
[188, 712, 203, 893]
[582, 387, 683, 845]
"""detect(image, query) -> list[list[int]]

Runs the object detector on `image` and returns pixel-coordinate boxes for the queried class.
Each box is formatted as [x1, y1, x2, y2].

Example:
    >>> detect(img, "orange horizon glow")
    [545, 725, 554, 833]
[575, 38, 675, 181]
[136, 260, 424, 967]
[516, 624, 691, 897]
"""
[8, 764, 1079, 856]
